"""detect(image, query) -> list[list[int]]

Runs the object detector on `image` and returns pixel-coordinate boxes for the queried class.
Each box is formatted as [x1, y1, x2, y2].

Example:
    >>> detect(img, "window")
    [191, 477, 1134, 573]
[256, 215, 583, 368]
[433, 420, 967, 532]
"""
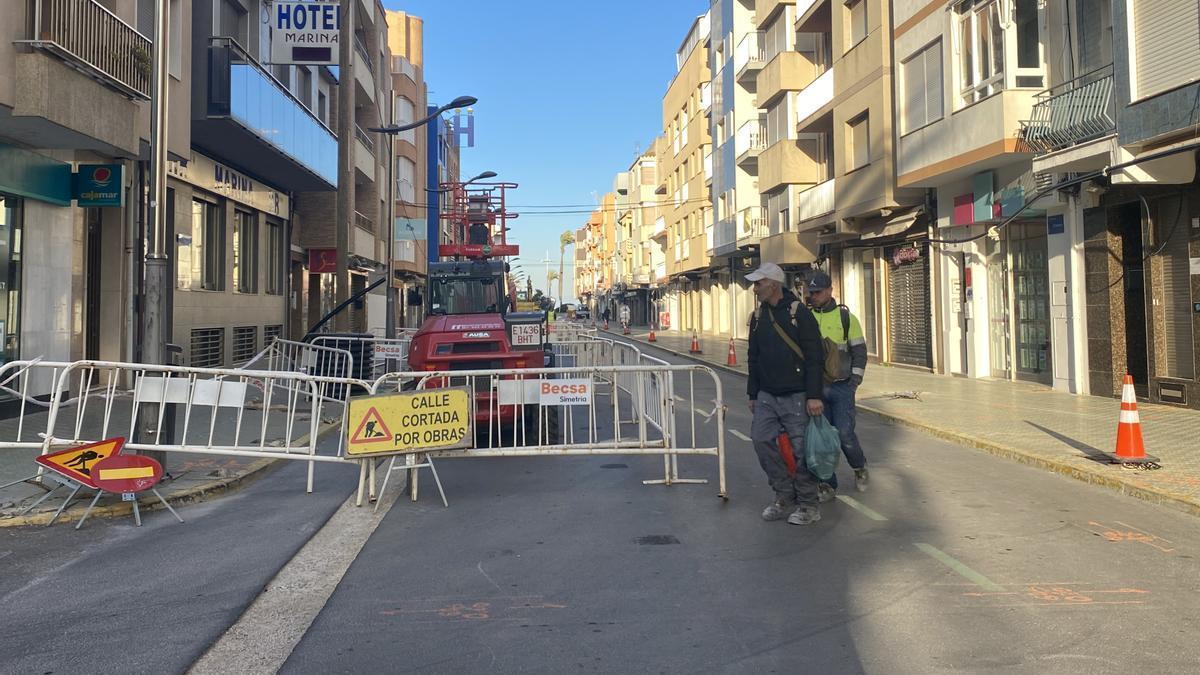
[218, 0, 248, 47]
[190, 328, 224, 368]
[298, 67, 312, 109]
[797, 32, 831, 73]
[233, 326, 258, 365]
[901, 41, 943, 133]
[266, 220, 283, 295]
[184, 199, 225, 291]
[317, 91, 328, 125]
[0, 196, 23, 365]
[397, 157, 416, 202]
[233, 210, 258, 293]
[798, 132, 832, 181]
[168, 0, 182, 79]
[767, 189, 790, 234]
[1072, 0, 1112, 78]
[393, 96, 416, 144]
[847, 113, 870, 170]
[1154, 196, 1195, 379]
[763, 9, 795, 62]
[1132, 0, 1200, 100]
[846, 0, 868, 49]
[957, 0, 1004, 104]
[766, 97, 793, 145]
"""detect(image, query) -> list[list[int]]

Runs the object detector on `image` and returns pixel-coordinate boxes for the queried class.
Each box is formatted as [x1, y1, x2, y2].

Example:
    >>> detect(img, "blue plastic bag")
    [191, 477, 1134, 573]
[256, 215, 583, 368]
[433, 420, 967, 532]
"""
[805, 415, 841, 481]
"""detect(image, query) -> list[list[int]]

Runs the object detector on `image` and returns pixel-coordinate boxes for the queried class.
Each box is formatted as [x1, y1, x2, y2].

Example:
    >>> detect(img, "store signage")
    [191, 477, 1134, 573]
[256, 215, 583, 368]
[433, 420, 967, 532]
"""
[73, 164, 124, 207]
[1048, 215, 1065, 235]
[271, 2, 340, 66]
[892, 247, 921, 266]
[167, 153, 289, 218]
[309, 248, 337, 273]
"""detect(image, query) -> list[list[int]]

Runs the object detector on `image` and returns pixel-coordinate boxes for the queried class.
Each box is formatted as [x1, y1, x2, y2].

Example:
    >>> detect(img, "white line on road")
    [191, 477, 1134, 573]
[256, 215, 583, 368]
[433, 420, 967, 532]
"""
[188, 462, 404, 674]
[835, 495, 888, 521]
[914, 543, 1003, 592]
[728, 429, 751, 442]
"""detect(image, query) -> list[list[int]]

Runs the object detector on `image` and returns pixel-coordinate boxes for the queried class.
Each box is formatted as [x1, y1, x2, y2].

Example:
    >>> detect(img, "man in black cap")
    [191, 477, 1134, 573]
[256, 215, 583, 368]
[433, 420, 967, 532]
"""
[745, 262, 827, 525]
[806, 271, 869, 497]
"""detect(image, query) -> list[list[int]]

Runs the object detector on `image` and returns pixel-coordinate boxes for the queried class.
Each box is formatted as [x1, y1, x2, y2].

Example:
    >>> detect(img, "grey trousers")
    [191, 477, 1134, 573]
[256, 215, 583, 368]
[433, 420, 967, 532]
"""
[750, 391, 819, 506]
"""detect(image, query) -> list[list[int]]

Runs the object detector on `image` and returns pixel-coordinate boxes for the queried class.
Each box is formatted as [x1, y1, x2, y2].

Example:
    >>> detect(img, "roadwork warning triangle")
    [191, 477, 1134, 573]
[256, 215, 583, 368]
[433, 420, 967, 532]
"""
[35, 437, 126, 489]
[350, 407, 392, 444]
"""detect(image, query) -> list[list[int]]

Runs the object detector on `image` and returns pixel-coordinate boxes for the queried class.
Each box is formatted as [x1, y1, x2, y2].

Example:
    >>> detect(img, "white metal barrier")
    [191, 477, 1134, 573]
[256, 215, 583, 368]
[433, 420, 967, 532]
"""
[547, 321, 598, 343]
[368, 361, 725, 502]
[310, 335, 413, 379]
[34, 361, 369, 492]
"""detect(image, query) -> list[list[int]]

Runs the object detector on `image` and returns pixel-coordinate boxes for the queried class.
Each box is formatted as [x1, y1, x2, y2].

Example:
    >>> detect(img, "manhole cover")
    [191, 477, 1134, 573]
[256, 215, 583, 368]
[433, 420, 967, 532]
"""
[635, 535, 680, 545]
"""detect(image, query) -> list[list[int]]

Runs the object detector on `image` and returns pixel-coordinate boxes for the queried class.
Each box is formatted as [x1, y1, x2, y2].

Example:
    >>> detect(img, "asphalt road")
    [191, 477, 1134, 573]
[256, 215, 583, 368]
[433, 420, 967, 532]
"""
[2, 343, 1199, 674]
[282, 343, 1200, 674]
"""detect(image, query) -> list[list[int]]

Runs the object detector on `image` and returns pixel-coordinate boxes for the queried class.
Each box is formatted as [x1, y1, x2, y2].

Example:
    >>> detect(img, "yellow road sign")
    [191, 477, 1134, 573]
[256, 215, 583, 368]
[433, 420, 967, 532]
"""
[345, 387, 473, 457]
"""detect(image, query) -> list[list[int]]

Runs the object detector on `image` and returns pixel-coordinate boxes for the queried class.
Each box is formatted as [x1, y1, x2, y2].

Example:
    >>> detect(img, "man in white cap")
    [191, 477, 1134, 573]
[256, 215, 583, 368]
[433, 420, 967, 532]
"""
[745, 262, 827, 525]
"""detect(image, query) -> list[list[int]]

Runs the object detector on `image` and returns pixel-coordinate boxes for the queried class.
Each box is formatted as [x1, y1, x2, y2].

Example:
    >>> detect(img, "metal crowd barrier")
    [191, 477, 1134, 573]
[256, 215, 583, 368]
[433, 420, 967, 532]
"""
[310, 335, 413, 379]
[547, 321, 598, 343]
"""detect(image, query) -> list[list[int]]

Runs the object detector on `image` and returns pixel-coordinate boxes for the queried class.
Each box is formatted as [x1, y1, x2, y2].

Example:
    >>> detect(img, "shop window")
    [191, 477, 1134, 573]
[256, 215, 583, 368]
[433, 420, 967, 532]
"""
[184, 199, 226, 291]
[266, 221, 283, 295]
[0, 196, 22, 365]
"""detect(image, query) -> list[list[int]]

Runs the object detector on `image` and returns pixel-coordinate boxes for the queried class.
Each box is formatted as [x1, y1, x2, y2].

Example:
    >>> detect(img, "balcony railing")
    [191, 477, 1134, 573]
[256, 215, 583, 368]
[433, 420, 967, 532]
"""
[713, 219, 737, 252]
[737, 206, 766, 242]
[354, 210, 375, 232]
[735, 119, 766, 158]
[354, 35, 374, 74]
[795, 68, 833, 128]
[796, 178, 836, 225]
[23, 0, 151, 99]
[734, 31, 765, 75]
[1020, 65, 1115, 154]
[355, 124, 375, 152]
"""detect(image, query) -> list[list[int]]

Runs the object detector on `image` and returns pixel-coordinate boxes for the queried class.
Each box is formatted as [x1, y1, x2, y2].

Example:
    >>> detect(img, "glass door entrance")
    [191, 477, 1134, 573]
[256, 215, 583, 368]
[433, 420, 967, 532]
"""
[1010, 223, 1052, 384]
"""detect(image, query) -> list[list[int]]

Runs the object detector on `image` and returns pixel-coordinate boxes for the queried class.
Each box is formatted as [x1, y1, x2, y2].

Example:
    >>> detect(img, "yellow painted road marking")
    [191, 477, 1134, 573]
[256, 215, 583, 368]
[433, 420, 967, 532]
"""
[914, 543, 1003, 592]
[97, 467, 156, 480]
[836, 495, 887, 521]
[728, 429, 751, 442]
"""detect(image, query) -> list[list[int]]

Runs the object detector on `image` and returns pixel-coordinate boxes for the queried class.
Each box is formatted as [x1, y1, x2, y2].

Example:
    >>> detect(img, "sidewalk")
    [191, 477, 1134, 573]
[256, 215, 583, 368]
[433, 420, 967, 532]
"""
[609, 328, 1200, 517]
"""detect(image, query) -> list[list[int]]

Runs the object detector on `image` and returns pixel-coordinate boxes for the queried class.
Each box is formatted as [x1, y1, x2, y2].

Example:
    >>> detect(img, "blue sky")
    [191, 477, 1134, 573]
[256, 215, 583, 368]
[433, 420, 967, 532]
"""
[386, 0, 708, 302]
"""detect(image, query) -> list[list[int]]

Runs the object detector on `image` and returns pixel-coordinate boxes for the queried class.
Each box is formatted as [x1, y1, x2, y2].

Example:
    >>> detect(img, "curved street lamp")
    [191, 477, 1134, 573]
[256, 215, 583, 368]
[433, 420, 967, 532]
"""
[367, 95, 477, 134]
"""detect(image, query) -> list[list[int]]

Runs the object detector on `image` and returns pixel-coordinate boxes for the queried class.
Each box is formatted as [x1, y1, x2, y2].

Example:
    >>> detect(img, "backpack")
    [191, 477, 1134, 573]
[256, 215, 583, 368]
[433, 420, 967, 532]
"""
[750, 302, 850, 383]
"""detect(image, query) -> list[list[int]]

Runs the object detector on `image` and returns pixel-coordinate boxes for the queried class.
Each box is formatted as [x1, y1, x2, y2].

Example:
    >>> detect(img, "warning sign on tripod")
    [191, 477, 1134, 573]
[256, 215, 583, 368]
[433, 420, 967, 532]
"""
[345, 387, 473, 457]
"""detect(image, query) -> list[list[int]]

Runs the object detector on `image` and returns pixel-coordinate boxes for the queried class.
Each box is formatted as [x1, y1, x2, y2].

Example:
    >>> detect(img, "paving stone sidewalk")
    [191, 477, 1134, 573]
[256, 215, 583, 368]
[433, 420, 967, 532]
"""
[607, 328, 1200, 516]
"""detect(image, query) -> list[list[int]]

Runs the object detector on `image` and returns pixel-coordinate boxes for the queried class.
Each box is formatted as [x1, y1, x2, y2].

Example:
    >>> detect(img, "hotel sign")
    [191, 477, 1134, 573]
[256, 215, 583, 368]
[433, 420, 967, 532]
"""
[271, 2, 340, 66]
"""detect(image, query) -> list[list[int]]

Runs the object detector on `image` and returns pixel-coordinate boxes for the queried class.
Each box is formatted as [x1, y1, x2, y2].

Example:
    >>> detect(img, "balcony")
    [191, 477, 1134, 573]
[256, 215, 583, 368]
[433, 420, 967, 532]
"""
[353, 35, 376, 103]
[795, 179, 836, 228]
[197, 39, 337, 191]
[354, 210, 375, 233]
[701, 82, 712, 116]
[734, 32, 765, 85]
[758, 51, 819, 107]
[652, 216, 667, 240]
[795, 68, 834, 131]
[736, 206, 767, 245]
[735, 119, 766, 168]
[761, 230, 819, 265]
[21, 0, 151, 100]
[1021, 66, 1116, 158]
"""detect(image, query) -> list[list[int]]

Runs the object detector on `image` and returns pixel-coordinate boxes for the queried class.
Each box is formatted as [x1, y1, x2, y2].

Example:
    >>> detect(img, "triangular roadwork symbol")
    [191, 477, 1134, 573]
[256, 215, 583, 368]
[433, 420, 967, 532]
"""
[35, 437, 126, 489]
[350, 406, 392, 444]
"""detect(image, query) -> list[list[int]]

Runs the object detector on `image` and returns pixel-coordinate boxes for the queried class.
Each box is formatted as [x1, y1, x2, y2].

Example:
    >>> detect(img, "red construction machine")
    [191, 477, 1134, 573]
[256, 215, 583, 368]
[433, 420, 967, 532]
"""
[406, 181, 560, 441]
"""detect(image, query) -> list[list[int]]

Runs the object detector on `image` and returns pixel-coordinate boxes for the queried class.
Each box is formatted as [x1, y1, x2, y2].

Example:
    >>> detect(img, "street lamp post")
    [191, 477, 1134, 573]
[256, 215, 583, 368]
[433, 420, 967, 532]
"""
[369, 96, 476, 344]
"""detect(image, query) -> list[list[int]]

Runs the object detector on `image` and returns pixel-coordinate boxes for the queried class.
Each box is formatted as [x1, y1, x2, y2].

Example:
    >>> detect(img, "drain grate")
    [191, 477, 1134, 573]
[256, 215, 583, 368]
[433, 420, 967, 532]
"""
[600, 463, 628, 469]
[635, 535, 680, 545]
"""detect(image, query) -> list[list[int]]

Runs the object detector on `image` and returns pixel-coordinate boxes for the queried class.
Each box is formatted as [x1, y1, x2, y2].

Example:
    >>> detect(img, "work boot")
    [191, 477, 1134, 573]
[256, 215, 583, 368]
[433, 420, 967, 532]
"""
[854, 468, 869, 492]
[817, 483, 835, 503]
[761, 499, 794, 521]
[787, 505, 821, 525]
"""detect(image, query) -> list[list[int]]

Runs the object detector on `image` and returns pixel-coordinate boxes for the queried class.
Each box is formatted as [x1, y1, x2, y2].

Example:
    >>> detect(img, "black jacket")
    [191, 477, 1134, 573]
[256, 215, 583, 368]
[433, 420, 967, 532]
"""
[747, 290, 825, 400]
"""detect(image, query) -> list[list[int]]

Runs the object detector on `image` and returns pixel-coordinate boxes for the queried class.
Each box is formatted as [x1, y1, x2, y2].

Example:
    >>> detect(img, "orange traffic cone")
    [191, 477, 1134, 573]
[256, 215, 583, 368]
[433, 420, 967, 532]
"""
[648, 329, 657, 342]
[726, 338, 738, 366]
[1106, 374, 1159, 465]
[689, 332, 702, 354]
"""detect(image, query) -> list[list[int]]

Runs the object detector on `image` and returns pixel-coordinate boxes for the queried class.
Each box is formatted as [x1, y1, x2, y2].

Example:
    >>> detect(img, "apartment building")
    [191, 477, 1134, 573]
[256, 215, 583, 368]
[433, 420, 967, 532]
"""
[662, 12, 717, 336]
[386, 10, 429, 330]
[613, 149, 661, 325]
[424, 105, 461, 264]
[1071, 0, 1199, 408]
[291, 0, 393, 340]
[0, 0, 194, 381]
[710, 0, 762, 339]
[893, 0, 1049, 378]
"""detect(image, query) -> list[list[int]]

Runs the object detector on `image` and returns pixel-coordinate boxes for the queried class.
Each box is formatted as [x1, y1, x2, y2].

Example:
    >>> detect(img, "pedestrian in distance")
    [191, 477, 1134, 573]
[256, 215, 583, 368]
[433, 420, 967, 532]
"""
[805, 271, 869, 501]
[745, 262, 827, 525]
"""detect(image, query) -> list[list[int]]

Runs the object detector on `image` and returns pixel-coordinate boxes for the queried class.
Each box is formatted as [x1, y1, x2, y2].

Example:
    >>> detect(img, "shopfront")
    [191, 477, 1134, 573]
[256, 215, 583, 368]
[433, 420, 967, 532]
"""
[985, 222, 1052, 384]
[886, 244, 932, 368]
[0, 195, 23, 366]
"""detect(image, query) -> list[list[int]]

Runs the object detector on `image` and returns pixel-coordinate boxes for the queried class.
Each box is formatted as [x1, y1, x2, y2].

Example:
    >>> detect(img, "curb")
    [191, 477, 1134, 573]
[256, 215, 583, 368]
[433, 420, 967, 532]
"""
[0, 421, 343, 528]
[609, 331, 1200, 519]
